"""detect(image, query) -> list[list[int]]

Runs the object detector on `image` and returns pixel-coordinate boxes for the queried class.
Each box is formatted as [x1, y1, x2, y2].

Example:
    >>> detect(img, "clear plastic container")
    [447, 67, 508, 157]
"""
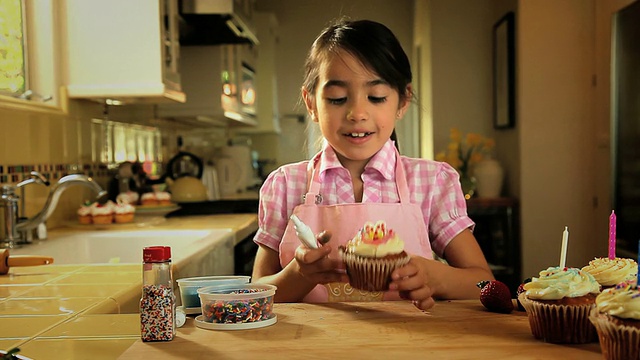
[197, 283, 276, 324]
[176, 275, 251, 309]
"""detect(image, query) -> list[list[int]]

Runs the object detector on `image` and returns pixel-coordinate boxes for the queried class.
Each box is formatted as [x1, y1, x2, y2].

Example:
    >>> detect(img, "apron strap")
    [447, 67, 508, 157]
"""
[306, 144, 411, 204]
[393, 147, 411, 203]
[304, 154, 322, 205]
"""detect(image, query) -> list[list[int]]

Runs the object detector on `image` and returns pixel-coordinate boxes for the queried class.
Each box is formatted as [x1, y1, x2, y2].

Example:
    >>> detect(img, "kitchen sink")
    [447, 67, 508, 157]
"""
[11, 229, 235, 266]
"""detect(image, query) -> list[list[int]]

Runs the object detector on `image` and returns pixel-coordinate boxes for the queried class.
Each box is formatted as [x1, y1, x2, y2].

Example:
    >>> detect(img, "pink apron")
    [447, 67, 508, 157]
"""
[279, 147, 433, 303]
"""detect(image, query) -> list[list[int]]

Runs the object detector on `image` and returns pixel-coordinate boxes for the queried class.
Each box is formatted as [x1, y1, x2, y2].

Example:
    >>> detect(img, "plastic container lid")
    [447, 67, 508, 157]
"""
[194, 314, 277, 331]
[143, 246, 171, 262]
[197, 283, 277, 299]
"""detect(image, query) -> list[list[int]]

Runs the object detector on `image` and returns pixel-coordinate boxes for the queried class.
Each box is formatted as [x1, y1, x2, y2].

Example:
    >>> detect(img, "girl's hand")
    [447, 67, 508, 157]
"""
[388, 256, 437, 310]
[293, 231, 347, 285]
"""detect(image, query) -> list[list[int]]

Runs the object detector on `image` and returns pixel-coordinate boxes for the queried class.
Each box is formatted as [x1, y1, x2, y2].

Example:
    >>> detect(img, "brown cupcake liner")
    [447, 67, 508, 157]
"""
[340, 251, 410, 292]
[589, 309, 640, 360]
[518, 293, 597, 344]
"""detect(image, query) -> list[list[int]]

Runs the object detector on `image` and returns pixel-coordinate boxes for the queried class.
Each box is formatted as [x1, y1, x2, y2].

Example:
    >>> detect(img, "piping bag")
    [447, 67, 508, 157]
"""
[290, 215, 331, 248]
[0, 249, 54, 275]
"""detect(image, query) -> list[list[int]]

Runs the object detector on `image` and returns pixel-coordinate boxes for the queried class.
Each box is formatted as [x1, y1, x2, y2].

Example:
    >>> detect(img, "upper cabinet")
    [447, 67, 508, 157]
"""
[156, 43, 258, 127]
[60, 0, 185, 104]
[0, 0, 68, 114]
[235, 12, 280, 134]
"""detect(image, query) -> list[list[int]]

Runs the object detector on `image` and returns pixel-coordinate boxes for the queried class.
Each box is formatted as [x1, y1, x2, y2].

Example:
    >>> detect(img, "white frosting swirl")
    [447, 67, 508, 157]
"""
[77, 206, 92, 216]
[155, 192, 171, 201]
[345, 236, 405, 257]
[116, 192, 139, 205]
[114, 203, 135, 214]
[595, 281, 640, 320]
[344, 221, 405, 258]
[91, 201, 115, 216]
[524, 266, 601, 300]
[582, 257, 638, 287]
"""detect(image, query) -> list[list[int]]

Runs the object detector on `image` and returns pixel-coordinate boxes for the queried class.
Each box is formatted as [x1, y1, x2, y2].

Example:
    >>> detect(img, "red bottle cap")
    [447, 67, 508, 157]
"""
[143, 246, 171, 263]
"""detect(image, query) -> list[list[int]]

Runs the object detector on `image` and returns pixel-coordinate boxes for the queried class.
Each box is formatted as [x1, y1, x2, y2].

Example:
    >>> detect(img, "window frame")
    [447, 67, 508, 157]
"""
[0, 0, 68, 115]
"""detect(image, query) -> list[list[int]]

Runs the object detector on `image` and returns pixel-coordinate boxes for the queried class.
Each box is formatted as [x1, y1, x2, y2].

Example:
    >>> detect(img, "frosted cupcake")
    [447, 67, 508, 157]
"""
[582, 257, 637, 289]
[518, 266, 601, 343]
[589, 280, 640, 360]
[91, 201, 114, 224]
[77, 202, 94, 224]
[140, 192, 158, 206]
[114, 202, 135, 223]
[116, 191, 140, 205]
[338, 221, 410, 292]
[155, 191, 172, 205]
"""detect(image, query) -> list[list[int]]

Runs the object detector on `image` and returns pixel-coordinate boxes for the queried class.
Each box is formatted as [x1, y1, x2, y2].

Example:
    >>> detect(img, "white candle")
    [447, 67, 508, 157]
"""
[559, 226, 569, 268]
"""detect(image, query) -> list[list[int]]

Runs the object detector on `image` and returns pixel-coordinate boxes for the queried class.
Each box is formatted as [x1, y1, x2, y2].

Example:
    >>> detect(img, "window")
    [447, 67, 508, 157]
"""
[91, 118, 163, 176]
[0, 0, 27, 96]
[0, 0, 65, 114]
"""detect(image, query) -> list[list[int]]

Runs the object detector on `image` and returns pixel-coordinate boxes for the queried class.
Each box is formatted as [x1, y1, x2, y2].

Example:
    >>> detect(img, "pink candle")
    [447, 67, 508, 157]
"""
[608, 210, 616, 260]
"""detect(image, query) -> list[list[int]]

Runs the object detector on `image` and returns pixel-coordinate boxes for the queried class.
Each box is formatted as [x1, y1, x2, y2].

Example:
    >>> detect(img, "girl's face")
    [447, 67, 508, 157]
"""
[303, 50, 411, 170]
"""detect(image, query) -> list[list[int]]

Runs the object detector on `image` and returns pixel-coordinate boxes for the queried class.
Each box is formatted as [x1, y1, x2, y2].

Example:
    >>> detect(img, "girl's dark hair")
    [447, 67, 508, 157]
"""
[302, 19, 412, 151]
[302, 19, 412, 104]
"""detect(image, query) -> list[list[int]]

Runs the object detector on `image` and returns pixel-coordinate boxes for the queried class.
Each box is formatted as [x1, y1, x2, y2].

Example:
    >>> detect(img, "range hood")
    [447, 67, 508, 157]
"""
[179, 0, 260, 46]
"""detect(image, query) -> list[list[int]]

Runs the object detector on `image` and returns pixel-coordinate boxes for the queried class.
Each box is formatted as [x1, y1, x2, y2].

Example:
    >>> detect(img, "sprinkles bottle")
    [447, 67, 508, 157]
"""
[140, 246, 175, 341]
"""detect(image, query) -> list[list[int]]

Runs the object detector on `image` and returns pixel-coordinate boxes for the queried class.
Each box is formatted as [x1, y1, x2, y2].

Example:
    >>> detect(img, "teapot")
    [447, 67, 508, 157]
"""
[165, 176, 208, 203]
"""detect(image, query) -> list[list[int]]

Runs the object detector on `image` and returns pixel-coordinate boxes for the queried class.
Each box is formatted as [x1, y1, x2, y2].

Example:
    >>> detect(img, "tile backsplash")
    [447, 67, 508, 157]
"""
[0, 163, 110, 184]
[0, 100, 179, 230]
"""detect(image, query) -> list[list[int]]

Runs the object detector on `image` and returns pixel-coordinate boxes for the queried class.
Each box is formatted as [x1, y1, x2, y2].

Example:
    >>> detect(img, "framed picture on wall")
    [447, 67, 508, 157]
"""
[493, 12, 515, 129]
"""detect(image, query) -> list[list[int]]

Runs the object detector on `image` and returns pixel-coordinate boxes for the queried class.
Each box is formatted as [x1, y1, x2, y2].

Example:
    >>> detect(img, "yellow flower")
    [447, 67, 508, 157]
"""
[437, 128, 495, 177]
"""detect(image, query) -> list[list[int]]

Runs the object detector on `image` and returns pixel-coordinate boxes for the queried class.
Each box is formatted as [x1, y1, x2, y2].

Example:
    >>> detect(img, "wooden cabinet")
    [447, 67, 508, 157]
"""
[157, 44, 258, 127]
[467, 197, 521, 294]
[236, 12, 280, 134]
[61, 0, 185, 104]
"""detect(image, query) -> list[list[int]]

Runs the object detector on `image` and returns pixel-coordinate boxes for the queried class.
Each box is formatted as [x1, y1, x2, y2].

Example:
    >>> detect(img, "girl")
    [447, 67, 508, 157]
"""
[252, 19, 494, 310]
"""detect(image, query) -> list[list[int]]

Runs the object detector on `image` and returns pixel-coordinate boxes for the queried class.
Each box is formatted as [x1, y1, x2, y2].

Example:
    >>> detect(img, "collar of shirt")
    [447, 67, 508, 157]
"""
[315, 139, 397, 181]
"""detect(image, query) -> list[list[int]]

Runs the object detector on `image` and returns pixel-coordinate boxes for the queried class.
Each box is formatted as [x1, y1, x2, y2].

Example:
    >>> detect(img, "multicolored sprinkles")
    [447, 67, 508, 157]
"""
[140, 284, 175, 341]
[202, 289, 274, 324]
[614, 280, 640, 299]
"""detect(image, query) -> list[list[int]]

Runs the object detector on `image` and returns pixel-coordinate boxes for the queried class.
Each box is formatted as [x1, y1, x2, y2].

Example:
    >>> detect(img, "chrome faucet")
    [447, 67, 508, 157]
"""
[0, 171, 108, 248]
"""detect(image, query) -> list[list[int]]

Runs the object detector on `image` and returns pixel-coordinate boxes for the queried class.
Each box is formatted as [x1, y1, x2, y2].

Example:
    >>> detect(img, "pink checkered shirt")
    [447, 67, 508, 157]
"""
[254, 139, 475, 257]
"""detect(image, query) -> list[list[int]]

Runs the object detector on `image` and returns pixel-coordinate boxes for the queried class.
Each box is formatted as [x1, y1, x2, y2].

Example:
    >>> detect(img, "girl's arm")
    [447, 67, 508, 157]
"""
[389, 229, 494, 306]
[252, 243, 346, 302]
[423, 228, 494, 299]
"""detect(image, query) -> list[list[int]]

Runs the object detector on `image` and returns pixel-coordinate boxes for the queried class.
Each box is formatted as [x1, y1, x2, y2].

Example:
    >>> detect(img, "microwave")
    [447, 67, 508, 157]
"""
[157, 44, 258, 126]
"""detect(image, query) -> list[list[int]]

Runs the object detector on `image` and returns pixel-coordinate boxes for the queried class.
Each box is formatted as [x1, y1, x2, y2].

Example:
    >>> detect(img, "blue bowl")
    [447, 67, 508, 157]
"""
[177, 276, 251, 308]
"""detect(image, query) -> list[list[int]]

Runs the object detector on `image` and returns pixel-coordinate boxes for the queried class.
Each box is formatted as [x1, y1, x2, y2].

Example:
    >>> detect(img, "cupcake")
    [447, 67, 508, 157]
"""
[77, 202, 93, 224]
[91, 201, 114, 224]
[155, 191, 172, 205]
[518, 266, 601, 344]
[582, 257, 637, 289]
[114, 201, 135, 223]
[338, 221, 410, 292]
[116, 191, 140, 205]
[589, 280, 640, 360]
[140, 192, 158, 206]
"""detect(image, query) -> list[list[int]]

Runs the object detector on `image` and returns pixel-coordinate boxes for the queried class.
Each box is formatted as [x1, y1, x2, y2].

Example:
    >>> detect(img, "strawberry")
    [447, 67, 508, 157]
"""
[516, 277, 532, 311]
[477, 280, 514, 313]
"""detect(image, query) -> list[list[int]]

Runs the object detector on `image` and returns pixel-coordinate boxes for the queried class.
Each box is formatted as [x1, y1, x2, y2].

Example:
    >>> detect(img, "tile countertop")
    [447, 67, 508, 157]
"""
[0, 214, 257, 360]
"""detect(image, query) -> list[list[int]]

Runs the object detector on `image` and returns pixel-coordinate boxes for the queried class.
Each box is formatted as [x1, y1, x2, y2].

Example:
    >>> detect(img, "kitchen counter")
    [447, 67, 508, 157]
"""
[118, 301, 603, 359]
[0, 214, 258, 360]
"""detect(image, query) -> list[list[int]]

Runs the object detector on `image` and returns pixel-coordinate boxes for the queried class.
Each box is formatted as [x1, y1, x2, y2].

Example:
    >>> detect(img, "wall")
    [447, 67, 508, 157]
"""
[414, 0, 633, 279]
